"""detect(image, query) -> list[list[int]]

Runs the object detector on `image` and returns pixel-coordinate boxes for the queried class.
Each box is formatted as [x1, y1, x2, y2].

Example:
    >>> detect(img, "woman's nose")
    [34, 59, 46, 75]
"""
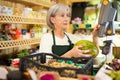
[64, 16, 70, 21]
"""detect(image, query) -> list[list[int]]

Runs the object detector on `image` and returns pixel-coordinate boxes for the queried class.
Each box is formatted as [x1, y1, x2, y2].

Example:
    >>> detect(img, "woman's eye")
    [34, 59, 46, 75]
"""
[61, 14, 64, 17]
[67, 14, 71, 17]
[59, 13, 70, 17]
[60, 14, 70, 17]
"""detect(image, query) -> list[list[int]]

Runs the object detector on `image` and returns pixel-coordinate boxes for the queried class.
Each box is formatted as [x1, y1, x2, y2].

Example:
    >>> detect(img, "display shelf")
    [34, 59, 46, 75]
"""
[60, 77, 78, 80]
[0, 38, 40, 49]
[70, 0, 91, 3]
[0, 15, 46, 25]
[5, 0, 53, 8]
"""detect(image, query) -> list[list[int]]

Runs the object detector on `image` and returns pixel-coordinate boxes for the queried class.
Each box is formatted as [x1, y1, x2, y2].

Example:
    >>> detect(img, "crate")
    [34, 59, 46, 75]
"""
[19, 53, 93, 78]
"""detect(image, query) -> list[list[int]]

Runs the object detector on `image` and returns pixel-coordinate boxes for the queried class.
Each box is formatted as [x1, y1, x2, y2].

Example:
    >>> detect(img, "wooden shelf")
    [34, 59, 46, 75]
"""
[60, 77, 78, 80]
[0, 15, 46, 25]
[0, 38, 40, 49]
[0, 0, 50, 50]
[5, 0, 53, 8]
[70, 0, 91, 3]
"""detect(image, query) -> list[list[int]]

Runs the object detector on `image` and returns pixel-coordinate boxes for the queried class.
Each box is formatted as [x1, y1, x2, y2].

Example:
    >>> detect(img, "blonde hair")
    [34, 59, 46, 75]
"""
[46, 4, 71, 29]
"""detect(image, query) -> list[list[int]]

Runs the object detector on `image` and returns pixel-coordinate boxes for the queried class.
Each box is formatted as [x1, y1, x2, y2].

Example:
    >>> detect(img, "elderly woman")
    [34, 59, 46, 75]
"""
[39, 4, 98, 58]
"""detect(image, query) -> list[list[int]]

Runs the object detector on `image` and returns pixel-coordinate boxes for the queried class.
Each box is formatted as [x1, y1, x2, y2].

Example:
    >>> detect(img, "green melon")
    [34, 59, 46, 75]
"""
[75, 40, 99, 58]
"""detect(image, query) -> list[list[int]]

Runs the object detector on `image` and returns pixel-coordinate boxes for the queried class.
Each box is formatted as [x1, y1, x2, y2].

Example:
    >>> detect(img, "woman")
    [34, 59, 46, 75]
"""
[39, 4, 98, 58]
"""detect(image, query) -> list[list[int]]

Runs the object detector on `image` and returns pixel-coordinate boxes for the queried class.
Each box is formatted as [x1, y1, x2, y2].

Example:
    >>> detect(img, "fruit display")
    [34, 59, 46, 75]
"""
[39, 72, 60, 80]
[20, 53, 93, 78]
[74, 40, 99, 58]
[106, 70, 120, 80]
[42, 60, 84, 69]
[106, 59, 120, 71]
[105, 59, 120, 80]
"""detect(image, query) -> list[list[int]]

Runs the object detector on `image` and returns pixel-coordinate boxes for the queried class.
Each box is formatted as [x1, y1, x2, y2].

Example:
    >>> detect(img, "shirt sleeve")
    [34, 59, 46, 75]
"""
[67, 33, 82, 44]
[67, 33, 94, 44]
[38, 34, 53, 53]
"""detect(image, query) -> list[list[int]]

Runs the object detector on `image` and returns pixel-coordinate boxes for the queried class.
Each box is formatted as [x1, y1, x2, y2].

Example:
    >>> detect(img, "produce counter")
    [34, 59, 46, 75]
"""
[95, 59, 120, 80]
[60, 77, 78, 80]
[1, 52, 95, 80]
[95, 64, 112, 80]
[0, 64, 97, 80]
[0, 53, 106, 80]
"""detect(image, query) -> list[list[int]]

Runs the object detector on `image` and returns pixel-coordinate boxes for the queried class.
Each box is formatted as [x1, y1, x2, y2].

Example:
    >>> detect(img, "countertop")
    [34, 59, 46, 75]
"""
[95, 64, 112, 80]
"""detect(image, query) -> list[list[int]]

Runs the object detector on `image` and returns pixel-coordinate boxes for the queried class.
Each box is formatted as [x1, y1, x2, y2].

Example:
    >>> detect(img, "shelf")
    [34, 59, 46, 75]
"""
[70, 0, 91, 3]
[0, 38, 40, 49]
[5, 0, 53, 8]
[0, 15, 46, 25]
[60, 77, 77, 80]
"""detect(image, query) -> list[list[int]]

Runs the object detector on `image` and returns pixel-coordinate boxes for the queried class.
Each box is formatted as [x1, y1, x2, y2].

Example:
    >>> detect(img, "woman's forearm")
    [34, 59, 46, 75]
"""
[61, 50, 72, 58]
[93, 36, 99, 49]
[93, 36, 98, 45]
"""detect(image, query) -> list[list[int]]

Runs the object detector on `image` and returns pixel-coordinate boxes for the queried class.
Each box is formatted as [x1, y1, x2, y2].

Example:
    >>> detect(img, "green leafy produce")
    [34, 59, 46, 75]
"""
[22, 49, 29, 55]
[74, 40, 99, 58]
[17, 49, 29, 58]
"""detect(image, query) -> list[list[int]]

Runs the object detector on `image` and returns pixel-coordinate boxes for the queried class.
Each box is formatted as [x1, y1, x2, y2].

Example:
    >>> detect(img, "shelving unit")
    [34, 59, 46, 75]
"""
[70, 0, 91, 3]
[0, 38, 40, 49]
[5, 0, 53, 8]
[0, 0, 50, 51]
[0, 15, 46, 25]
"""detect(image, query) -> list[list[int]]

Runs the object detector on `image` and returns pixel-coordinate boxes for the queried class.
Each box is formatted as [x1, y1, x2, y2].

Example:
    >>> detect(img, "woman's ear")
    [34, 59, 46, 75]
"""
[50, 17, 55, 24]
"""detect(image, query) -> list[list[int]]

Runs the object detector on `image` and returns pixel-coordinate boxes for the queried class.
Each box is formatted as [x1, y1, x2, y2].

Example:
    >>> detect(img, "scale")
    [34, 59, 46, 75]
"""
[98, 0, 117, 61]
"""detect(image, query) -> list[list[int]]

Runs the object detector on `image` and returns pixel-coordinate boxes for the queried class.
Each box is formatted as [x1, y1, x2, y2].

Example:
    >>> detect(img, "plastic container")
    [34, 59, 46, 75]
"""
[20, 53, 93, 78]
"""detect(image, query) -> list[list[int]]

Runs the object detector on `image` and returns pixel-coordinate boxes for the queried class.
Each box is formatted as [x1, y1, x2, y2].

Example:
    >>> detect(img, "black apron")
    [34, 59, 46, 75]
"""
[52, 31, 74, 56]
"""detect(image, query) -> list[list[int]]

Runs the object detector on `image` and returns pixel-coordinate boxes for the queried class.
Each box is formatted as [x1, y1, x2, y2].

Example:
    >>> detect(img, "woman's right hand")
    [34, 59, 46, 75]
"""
[69, 46, 91, 58]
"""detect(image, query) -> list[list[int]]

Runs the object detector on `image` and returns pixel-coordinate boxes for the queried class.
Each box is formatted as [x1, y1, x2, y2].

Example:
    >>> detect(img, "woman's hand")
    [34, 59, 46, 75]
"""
[69, 45, 91, 58]
[92, 25, 99, 47]
[92, 25, 99, 38]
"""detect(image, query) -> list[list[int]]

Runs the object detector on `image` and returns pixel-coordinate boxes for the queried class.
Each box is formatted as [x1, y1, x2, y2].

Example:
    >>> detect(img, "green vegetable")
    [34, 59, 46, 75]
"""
[66, 60, 73, 64]
[75, 63, 81, 67]
[22, 49, 29, 55]
[17, 49, 29, 58]
[74, 40, 99, 58]
[57, 59, 64, 63]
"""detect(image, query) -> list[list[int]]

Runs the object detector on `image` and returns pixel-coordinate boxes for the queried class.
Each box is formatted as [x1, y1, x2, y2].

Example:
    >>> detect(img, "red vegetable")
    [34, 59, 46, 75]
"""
[40, 74, 55, 80]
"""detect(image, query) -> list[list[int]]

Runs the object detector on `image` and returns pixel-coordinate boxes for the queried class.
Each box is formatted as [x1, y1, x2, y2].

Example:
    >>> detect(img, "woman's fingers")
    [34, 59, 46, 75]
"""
[81, 50, 91, 53]
[73, 46, 92, 57]
[92, 25, 100, 38]
[78, 50, 91, 57]
[83, 54, 91, 57]
[78, 49, 91, 53]
[78, 53, 91, 57]
[95, 25, 99, 30]
[93, 25, 99, 32]
[77, 45, 83, 49]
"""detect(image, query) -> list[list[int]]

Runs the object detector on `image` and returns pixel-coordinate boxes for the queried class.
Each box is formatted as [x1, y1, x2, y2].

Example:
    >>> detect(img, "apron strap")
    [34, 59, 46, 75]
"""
[52, 31, 72, 45]
[64, 33, 72, 45]
[52, 31, 56, 45]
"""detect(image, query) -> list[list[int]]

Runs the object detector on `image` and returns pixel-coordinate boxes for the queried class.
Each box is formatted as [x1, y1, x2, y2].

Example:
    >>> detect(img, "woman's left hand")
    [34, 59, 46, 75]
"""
[92, 25, 99, 38]
[92, 25, 99, 47]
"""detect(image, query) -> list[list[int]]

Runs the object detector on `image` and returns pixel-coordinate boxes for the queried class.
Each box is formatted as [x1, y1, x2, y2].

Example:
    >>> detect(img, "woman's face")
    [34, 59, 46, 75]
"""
[51, 9, 70, 30]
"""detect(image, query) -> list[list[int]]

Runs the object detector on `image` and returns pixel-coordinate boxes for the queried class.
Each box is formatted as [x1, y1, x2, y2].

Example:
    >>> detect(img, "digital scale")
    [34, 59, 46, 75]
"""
[98, 0, 117, 61]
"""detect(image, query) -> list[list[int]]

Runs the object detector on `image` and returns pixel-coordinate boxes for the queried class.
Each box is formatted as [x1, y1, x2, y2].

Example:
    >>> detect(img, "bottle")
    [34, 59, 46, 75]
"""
[30, 29, 35, 38]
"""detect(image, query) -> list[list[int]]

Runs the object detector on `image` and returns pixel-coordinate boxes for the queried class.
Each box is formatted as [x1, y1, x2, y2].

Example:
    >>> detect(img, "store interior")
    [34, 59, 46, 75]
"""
[0, 0, 120, 80]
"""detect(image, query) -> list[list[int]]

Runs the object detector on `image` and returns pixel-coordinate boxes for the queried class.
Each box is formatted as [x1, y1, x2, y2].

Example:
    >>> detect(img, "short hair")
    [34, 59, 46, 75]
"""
[46, 4, 71, 29]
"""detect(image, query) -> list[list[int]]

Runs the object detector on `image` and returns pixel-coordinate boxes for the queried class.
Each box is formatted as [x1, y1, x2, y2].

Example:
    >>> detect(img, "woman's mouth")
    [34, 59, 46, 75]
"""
[63, 23, 68, 25]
